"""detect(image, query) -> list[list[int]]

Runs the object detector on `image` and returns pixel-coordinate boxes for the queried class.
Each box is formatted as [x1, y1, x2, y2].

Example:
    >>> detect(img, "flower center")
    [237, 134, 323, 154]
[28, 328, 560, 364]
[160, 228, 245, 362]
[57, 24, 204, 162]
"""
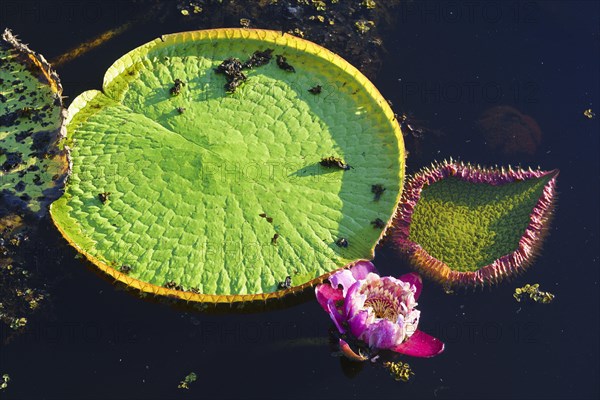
[363, 291, 401, 322]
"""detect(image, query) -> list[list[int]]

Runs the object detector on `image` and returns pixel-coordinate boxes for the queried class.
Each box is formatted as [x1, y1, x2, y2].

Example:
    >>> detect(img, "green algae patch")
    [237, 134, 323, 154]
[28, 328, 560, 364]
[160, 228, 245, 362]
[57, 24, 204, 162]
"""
[0, 29, 69, 216]
[50, 29, 404, 303]
[393, 161, 558, 287]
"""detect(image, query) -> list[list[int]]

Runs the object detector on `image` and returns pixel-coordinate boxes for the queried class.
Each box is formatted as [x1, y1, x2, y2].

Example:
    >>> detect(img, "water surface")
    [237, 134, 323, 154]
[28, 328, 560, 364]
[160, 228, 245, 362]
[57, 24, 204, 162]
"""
[1, 1, 598, 399]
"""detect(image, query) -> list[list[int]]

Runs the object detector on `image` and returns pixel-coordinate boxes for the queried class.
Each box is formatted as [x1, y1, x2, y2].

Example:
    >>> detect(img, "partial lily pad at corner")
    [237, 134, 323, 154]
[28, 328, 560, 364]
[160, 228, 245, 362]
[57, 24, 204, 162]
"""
[392, 160, 558, 287]
[50, 29, 404, 303]
[0, 29, 69, 217]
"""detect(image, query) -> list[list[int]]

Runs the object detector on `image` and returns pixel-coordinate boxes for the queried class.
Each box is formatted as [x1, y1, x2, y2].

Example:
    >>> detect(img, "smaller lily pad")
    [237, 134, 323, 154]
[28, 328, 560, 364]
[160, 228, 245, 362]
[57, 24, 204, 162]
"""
[392, 160, 558, 287]
[0, 29, 69, 216]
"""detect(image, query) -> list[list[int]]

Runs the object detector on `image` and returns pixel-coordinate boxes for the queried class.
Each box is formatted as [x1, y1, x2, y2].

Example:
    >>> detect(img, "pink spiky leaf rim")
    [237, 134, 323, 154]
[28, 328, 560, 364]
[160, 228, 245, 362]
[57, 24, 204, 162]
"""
[391, 159, 559, 287]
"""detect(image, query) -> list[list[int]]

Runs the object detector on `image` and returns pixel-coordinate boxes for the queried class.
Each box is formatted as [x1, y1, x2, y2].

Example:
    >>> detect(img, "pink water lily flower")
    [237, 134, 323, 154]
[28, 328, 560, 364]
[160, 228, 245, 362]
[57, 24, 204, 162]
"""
[315, 261, 444, 358]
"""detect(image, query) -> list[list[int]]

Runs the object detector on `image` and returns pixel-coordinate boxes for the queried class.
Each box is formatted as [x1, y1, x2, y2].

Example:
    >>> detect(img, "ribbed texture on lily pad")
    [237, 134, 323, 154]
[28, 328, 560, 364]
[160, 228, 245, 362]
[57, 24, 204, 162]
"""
[50, 29, 405, 303]
[392, 160, 558, 287]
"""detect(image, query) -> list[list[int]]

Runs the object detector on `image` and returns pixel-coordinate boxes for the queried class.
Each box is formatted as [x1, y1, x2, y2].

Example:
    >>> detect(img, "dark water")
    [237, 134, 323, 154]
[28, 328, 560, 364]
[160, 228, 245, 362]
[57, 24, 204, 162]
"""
[1, 1, 599, 399]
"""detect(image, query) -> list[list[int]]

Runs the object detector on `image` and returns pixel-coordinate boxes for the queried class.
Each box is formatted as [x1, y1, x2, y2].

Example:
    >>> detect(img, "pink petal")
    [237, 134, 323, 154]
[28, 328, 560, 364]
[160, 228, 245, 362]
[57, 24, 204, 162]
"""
[391, 330, 445, 358]
[338, 338, 367, 362]
[344, 280, 367, 321]
[350, 261, 377, 280]
[361, 318, 403, 350]
[347, 309, 370, 339]
[398, 272, 422, 300]
[328, 269, 356, 297]
[326, 299, 346, 334]
[315, 283, 343, 312]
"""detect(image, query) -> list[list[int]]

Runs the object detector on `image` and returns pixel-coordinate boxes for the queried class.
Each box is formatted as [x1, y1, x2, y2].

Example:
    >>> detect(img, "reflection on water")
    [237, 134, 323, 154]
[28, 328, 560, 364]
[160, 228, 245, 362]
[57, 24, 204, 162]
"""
[476, 105, 542, 155]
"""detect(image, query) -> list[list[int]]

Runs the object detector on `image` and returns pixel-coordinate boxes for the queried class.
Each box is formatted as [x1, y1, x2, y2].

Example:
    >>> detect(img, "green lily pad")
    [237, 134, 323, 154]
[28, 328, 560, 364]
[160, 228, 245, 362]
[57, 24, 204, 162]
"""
[392, 160, 558, 287]
[50, 29, 404, 302]
[0, 29, 69, 216]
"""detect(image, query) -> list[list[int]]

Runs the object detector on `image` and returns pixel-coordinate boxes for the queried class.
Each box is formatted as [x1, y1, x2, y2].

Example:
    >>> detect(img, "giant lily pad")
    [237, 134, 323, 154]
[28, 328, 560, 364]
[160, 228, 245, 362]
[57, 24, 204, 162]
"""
[0, 29, 69, 216]
[392, 160, 558, 287]
[50, 29, 404, 302]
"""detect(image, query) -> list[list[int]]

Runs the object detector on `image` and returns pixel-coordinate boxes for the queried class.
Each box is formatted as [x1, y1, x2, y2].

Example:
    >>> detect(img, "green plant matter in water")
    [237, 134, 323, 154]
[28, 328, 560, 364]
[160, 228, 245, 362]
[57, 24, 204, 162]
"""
[177, 372, 197, 389]
[354, 20, 375, 34]
[383, 361, 414, 382]
[175, 0, 400, 77]
[0, 214, 47, 336]
[513, 283, 554, 304]
[0, 374, 9, 391]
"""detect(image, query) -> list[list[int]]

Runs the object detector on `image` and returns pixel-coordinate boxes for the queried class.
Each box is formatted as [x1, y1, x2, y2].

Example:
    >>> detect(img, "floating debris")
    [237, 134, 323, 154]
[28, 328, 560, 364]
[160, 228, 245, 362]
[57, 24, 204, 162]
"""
[312, 1, 327, 11]
[215, 49, 275, 93]
[513, 283, 555, 304]
[259, 213, 273, 223]
[1, 215, 47, 335]
[308, 85, 322, 94]
[583, 108, 595, 119]
[177, 372, 197, 390]
[371, 218, 385, 229]
[398, 113, 428, 139]
[278, 276, 292, 290]
[0, 374, 9, 391]
[437, 281, 455, 295]
[335, 237, 348, 248]
[320, 156, 350, 170]
[271, 233, 279, 245]
[242, 49, 273, 69]
[178, 2, 202, 15]
[361, 0, 377, 9]
[371, 184, 385, 201]
[287, 28, 305, 38]
[176, 107, 186, 114]
[276, 55, 296, 72]
[174, 0, 401, 78]
[9, 317, 27, 330]
[215, 57, 243, 75]
[215, 58, 247, 93]
[98, 192, 110, 204]
[169, 79, 185, 96]
[163, 281, 183, 291]
[383, 361, 414, 382]
[239, 18, 251, 28]
[309, 15, 326, 23]
[119, 265, 132, 274]
[355, 20, 375, 34]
